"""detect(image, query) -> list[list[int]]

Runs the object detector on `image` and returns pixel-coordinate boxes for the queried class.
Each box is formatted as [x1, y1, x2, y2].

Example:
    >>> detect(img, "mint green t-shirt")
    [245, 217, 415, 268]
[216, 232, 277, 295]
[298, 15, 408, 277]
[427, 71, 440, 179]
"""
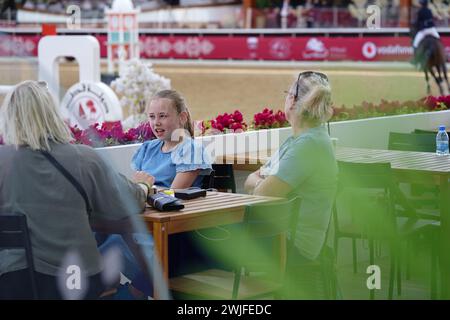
[260, 125, 338, 260]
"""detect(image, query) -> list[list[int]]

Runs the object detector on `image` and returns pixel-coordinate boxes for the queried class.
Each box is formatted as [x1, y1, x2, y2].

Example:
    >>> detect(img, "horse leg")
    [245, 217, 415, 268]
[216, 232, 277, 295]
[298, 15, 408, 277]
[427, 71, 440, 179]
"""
[436, 65, 445, 95]
[436, 65, 447, 96]
[425, 68, 431, 95]
[429, 66, 442, 95]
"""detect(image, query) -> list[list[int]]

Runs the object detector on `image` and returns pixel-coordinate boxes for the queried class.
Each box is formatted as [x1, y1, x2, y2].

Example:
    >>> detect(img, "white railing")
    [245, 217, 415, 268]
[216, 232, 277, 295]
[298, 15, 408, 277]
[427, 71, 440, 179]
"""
[0, 85, 13, 95]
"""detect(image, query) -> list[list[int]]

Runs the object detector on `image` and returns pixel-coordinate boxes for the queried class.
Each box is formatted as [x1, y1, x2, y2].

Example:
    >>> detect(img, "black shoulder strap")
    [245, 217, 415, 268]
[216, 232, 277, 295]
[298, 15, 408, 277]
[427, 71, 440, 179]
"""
[40, 150, 92, 217]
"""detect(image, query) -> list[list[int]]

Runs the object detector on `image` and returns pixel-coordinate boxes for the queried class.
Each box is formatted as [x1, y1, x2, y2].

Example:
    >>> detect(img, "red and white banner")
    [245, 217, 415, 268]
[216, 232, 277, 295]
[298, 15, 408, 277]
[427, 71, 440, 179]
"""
[1, 33, 449, 62]
[138, 36, 450, 61]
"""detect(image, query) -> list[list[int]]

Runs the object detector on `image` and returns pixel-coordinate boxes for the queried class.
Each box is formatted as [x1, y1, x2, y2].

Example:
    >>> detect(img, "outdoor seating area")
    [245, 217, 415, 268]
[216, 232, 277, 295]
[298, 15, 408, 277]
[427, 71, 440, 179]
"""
[3, 61, 450, 300]
[97, 136, 450, 301]
[79, 112, 450, 301]
[2, 0, 450, 305]
[222, 143, 446, 299]
[4, 75, 450, 300]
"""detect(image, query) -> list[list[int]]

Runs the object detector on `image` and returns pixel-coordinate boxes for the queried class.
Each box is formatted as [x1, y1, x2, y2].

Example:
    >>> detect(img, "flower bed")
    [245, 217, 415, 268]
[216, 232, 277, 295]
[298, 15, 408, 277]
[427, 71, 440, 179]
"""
[70, 121, 154, 147]
[252, 108, 289, 130]
[197, 110, 248, 135]
[331, 96, 449, 122]
[1, 96, 450, 147]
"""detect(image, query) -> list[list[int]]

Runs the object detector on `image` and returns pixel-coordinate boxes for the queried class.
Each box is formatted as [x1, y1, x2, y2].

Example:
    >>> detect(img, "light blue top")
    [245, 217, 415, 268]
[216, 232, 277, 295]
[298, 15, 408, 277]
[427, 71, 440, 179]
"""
[131, 137, 213, 188]
[260, 125, 338, 260]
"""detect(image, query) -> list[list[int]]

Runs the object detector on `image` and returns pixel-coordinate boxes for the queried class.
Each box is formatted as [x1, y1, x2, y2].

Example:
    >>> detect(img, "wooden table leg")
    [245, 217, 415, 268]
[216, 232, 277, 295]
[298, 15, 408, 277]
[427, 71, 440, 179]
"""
[153, 221, 169, 300]
[440, 175, 450, 299]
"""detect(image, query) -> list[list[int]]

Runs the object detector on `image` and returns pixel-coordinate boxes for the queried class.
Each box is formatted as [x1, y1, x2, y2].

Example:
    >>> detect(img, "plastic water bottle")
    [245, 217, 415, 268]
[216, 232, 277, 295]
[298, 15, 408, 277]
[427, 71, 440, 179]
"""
[436, 125, 449, 156]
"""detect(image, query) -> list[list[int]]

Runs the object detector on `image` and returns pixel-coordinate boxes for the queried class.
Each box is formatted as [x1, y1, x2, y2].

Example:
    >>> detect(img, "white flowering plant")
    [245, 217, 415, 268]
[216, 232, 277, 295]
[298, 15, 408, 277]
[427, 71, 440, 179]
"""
[111, 59, 171, 128]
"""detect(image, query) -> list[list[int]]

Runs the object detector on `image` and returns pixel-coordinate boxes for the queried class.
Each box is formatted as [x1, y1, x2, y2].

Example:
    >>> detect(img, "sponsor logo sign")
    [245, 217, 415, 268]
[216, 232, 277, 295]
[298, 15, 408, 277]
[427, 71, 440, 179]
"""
[61, 82, 122, 129]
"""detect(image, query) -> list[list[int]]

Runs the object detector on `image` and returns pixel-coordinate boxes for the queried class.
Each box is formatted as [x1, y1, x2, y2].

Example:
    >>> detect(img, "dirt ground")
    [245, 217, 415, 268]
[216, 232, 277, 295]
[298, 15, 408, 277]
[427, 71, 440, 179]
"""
[0, 60, 440, 122]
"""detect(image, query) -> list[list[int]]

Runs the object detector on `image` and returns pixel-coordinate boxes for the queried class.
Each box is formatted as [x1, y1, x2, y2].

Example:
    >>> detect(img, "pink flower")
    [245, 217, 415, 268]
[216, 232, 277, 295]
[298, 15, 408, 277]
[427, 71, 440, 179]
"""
[215, 122, 224, 132]
[123, 131, 137, 142]
[233, 110, 243, 123]
[69, 120, 156, 146]
[70, 126, 82, 142]
[230, 122, 243, 131]
[274, 110, 286, 123]
[101, 121, 122, 132]
[252, 108, 288, 129]
[205, 110, 248, 134]
[135, 121, 155, 141]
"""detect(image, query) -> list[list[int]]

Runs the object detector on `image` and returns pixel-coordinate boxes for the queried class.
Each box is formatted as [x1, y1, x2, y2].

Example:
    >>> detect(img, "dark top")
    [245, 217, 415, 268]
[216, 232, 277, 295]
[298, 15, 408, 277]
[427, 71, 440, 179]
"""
[0, 142, 146, 277]
[416, 6, 435, 31]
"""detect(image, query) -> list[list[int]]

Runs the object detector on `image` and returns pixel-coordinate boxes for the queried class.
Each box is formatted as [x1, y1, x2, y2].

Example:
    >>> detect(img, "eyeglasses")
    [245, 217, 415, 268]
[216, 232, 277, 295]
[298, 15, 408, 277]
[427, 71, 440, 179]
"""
[37, 81, 48, 89]
[293, 71, 328, 101]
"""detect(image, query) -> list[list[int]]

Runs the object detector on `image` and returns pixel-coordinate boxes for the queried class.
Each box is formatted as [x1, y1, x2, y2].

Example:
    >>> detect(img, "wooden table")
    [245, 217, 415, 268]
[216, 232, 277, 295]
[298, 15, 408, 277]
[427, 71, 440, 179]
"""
[339, 147, 450, 299]
[224, 146, 450, 298]
[142, 191, 280, 299]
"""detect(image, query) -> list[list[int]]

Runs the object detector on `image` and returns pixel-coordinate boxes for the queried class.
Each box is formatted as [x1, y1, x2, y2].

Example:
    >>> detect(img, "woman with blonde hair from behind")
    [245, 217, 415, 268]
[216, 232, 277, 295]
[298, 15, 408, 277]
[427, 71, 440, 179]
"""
[0, 80, 155, 299]
[244, 71, 338, 299]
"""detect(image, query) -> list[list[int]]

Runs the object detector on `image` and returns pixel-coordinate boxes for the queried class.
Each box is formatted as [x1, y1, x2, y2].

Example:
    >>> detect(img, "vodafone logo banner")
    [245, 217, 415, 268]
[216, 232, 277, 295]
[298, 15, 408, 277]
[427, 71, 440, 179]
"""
[358, 38, 414, 61]
[362, 42, 377, 59]
[3, 33, 450, 61]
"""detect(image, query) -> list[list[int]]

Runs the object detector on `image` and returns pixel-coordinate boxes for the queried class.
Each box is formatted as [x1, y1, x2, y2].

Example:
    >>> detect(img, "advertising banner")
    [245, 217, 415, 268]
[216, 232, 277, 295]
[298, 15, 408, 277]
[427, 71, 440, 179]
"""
[1, 33, 449, 62]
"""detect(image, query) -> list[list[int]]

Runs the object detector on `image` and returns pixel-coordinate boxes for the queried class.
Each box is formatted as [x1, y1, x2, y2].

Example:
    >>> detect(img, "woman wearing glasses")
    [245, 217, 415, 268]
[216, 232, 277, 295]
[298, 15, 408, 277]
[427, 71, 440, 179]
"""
[244, 71, 338, 298]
